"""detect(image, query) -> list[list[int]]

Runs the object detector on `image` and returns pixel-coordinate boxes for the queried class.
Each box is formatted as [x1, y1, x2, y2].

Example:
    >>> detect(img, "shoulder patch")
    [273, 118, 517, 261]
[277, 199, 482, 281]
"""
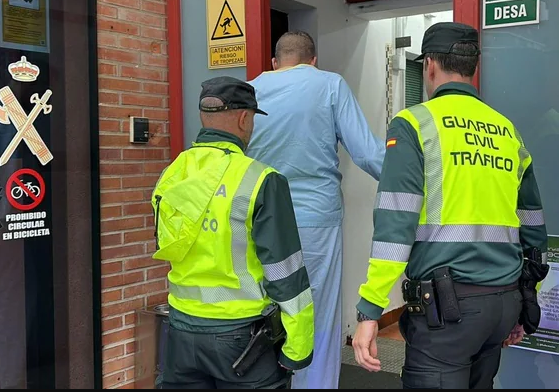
[387, 138, 397, 148]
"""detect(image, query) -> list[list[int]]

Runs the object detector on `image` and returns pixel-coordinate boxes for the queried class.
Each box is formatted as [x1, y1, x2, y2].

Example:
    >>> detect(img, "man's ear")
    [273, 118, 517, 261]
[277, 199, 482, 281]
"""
[310, 56, 317, 66]
[238, 110, 248, 130]
[272, 58, 278, 70]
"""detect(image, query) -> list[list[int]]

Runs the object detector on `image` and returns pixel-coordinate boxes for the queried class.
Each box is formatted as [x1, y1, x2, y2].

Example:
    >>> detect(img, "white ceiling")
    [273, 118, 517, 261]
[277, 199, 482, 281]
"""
[348, 0, 453, 21]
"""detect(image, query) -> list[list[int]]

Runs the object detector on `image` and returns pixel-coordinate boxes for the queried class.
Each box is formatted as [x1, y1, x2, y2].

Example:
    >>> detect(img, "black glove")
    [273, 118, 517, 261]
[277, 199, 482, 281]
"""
[518, 248, 550, 335]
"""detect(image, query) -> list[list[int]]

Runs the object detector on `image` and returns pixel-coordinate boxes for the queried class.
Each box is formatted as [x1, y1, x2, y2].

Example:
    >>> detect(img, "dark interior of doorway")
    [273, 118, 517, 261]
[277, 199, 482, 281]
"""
[271, 9, 288, 61]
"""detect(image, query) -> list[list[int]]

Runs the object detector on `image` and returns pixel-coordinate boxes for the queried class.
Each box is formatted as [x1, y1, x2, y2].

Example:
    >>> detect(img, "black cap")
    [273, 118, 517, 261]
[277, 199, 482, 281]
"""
[415, 22, 480, 61]
[199, 76, 267, 116]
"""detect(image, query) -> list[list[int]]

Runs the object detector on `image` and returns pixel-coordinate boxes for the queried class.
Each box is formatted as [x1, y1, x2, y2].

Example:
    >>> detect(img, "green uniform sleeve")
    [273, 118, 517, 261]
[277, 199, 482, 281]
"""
[357, 116, 425, 320]
[252, 172, 314, 370]
[517, 163, 548, 258]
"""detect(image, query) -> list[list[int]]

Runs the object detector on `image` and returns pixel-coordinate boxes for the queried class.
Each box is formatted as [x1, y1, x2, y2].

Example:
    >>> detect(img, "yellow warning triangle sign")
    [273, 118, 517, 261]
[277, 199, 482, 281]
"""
[211, 0, 244, 40]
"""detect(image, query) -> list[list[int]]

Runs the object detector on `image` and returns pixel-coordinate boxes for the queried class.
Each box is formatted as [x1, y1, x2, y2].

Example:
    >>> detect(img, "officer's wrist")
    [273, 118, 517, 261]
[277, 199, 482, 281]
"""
[357, 310, 375, 323]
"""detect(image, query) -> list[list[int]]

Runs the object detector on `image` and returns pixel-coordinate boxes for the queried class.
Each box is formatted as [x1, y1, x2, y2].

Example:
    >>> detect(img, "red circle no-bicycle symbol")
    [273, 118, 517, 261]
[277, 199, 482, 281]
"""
[6, 168, 45, 211]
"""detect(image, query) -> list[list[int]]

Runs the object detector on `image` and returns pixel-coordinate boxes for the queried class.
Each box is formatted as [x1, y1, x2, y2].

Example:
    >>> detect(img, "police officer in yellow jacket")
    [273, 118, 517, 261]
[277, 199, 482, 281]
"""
[351, 23, 548, 389]
[152, 76, 314, 389]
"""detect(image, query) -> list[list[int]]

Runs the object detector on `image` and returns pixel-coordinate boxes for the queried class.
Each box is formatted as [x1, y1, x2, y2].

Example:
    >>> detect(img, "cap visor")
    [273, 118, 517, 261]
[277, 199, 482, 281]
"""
[255, 108, 268, 116]
[414, 53, 425, 61]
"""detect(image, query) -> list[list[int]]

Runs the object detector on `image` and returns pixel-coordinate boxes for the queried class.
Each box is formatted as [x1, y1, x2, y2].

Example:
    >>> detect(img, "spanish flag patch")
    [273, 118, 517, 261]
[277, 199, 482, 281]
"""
[387, 138, 397, 148]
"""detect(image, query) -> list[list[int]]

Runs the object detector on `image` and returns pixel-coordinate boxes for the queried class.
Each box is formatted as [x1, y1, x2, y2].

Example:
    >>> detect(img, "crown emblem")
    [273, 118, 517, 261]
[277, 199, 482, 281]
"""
[8, 56, 40, 82]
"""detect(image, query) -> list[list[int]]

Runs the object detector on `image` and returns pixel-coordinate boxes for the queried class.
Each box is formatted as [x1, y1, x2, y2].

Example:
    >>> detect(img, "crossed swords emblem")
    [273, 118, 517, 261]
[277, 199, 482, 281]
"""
[0, 86, 53, 166]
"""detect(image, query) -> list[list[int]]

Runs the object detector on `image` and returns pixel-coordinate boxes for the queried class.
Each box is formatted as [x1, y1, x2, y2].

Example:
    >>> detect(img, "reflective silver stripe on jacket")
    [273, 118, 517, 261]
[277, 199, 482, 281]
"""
[407, 105, 442, 224]
[370, 241, 412, 262]
[276, 287, 313, 317]
[170, 160, 268, 303]
[263, 250, 304, 282]
[416, 224, 519, 243]
[376, 191, 423, 214]
[517, 209, 545, 226]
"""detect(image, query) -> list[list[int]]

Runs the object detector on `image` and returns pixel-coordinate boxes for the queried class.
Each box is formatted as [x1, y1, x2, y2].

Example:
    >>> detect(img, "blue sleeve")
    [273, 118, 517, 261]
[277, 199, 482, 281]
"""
[333, 77, 385, 180]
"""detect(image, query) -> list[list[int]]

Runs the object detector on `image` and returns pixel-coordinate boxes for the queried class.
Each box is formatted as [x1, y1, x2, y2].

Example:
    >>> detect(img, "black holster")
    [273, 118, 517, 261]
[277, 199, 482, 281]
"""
[519, 248, 550, 335]
[402, 267, 462, 330]
[232, 303, 286, 377]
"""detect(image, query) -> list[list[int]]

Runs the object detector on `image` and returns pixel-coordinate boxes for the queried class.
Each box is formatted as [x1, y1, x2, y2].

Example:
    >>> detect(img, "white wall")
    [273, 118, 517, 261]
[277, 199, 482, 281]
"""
[284, 0, 453, 340]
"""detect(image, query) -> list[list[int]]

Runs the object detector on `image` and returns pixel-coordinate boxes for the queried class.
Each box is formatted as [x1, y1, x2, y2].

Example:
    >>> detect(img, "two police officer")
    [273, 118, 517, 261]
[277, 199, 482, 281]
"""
[352, 22, 548, 389]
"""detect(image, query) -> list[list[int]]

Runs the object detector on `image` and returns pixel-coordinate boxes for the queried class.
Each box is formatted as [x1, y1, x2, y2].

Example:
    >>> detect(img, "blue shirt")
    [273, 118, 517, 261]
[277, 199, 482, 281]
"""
[246, 64, 385, 227]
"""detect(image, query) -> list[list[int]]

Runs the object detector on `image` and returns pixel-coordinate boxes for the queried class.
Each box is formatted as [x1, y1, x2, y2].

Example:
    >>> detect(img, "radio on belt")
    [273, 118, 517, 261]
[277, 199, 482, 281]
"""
[129, 116, 150, 144]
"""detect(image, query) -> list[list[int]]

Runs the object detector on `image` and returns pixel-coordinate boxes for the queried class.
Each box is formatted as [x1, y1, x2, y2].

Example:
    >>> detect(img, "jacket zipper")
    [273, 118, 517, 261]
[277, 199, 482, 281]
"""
[154, 195, 162, 250]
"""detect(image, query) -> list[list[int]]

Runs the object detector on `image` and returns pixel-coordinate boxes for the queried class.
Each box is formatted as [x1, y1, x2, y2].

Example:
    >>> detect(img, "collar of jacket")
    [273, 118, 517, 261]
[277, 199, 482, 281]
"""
[432, 82, 481, 101]
[194, 128, 245, 154]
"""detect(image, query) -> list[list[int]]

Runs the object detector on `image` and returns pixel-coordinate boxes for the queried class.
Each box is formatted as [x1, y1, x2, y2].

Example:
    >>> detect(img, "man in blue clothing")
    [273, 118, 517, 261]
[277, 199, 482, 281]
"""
[245, 31, 385, 389]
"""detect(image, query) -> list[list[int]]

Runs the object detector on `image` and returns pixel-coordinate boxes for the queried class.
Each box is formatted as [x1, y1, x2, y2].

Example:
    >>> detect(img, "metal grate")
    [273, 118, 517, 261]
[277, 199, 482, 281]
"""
[342, 337, 405, 375]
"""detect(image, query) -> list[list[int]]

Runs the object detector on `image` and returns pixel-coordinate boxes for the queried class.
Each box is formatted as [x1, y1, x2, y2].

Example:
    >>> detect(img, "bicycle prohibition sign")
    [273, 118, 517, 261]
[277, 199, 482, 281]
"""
[6, 168, 45, 211]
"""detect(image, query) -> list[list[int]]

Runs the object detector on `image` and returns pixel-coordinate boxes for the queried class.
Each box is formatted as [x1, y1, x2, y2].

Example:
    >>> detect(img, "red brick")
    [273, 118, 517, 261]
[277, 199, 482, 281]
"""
[143, 108, 168, 120]
[147, 292, 168, 306]
[122, 149, 144, 160]
[124, 229, 155, 244]
[119, 36, 150, 52]
[121, 175, 160, 189]
[102, 244, 145, 261]
[101, 177, 122, 190]
[99, 63, 118, 76]
[99, 78, 142, 92]
[98, 31, 118, 46]
[142, 82, 168, 95]
[102, 317, 123, 333]
[102, 298, 145, 318]
[100, 163, 143, 176]
[101, 190, 145, 204]
[103, 345, 125, 362]
[101, 217, 145, 233]
[99, 92, 120, 105]
[121, 65, 163, 81]
[149, 135, 170, 148]
[101, 206, 122, 220]
[118, 382, 135, 389]
[103, 0, 140, 8]
[141, 26, 166, 40]
[142, 0, 166, 14]
[145, 215, 155, 227]
[124, 280, 166, 299]
[122, 202, 153, 216]
[100, 148, 123, 161]
[100, 135, 131, 148]
[101, 233, 123, 247]
[98, 47, 140, 64]
[103, 371, 125, 389]
[98, 4, 118, 18]
[102, 328, 135, 347]
[103, 355, 135, 375]
[100, 119, 121, 132]
[122, 93, 164, 107]
[119, 8, 164, 27]
[102, 261, 123, 275]
[99, 105, 143, 120]
[141, 53, 167, 67]
[102, 289, 123, 303]
[124, 313, 136, 326]
[125, 368, 134, 380]
[144, 162, 167, 174]
[124, 256, 161, 271]
[101, 271, 145, 289]
[97, 19, 140, 35]
[147, 265, 169, 280]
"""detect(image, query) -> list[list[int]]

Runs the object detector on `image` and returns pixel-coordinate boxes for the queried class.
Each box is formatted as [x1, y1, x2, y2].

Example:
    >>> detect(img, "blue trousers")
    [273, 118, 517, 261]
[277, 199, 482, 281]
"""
[291, 226, 343, 389]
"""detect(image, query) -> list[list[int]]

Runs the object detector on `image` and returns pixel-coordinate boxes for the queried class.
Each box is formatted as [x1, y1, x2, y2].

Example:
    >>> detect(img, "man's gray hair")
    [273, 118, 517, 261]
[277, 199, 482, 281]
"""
[200, 96, 225, 109]
[275, 31, 316, 63]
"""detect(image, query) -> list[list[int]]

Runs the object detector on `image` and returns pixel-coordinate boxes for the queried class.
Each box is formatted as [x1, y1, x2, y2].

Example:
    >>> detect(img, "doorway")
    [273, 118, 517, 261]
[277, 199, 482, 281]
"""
[271, 9, 288, 61]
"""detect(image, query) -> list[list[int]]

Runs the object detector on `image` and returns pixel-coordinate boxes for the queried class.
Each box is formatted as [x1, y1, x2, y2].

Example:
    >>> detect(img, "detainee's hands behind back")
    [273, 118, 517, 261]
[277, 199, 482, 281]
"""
[352, 321, 382, 372]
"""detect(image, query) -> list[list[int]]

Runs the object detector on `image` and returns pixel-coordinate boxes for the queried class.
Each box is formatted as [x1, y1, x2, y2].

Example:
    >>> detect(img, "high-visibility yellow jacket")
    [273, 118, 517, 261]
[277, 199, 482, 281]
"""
[151, 128, 314, 370]
[357, 82, 548, 320]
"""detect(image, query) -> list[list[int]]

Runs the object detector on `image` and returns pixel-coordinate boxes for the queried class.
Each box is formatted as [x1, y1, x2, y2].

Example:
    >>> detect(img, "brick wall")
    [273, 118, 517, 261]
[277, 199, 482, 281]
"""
[97, 0, 171, 388]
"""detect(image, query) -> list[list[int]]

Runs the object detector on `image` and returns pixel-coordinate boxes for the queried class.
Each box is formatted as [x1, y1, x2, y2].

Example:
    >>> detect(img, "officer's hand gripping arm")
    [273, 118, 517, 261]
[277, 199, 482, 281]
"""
[252, 172, 314, 370]
[357, 115, 424, 320]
